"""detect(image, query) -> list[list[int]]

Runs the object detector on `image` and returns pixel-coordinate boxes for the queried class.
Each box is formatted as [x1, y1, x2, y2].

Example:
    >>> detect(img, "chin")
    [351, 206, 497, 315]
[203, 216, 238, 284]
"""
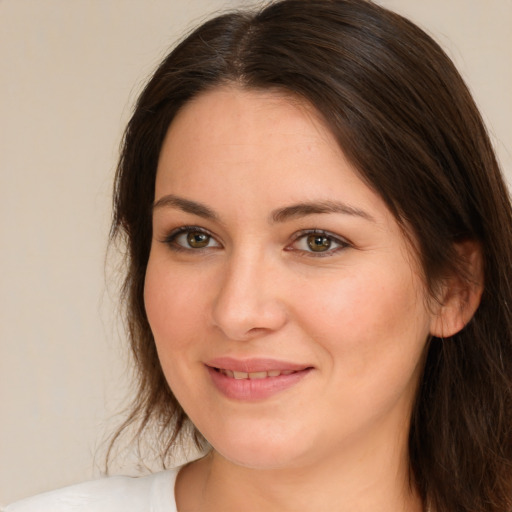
[203, 421, 314, 470]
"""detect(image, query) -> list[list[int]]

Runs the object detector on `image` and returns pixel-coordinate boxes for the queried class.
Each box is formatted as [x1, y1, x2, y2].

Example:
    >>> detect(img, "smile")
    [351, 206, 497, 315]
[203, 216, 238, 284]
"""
[215, 368, 298, 379]
[205, 358, 313, 401]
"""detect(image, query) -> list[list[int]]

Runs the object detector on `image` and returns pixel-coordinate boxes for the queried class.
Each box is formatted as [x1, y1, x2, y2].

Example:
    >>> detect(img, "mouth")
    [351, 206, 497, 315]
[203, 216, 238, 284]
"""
[211, 367, 303, 380]
[205, 358, 313, 400]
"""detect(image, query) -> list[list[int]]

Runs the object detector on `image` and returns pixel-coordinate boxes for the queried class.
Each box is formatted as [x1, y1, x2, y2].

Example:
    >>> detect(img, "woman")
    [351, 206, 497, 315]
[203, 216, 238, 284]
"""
[5, 0, 512, 511]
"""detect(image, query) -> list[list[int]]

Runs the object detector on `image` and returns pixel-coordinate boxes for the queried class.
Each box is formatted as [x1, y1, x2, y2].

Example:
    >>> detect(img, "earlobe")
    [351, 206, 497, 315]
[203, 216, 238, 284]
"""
[429, 240, 484, 338]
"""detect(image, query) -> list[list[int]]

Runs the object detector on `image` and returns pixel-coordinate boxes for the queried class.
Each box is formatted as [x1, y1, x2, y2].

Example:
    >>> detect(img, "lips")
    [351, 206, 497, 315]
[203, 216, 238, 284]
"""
[205, 357, 313, 400]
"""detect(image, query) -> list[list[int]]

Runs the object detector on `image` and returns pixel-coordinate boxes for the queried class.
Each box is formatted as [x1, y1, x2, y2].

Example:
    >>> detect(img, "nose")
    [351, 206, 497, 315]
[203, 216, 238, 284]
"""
[211, 249, 288, 341]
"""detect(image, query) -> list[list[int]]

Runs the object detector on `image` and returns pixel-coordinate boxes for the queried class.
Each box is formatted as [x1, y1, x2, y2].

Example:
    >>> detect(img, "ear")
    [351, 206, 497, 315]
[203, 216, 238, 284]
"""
[429, 240, 484, 338]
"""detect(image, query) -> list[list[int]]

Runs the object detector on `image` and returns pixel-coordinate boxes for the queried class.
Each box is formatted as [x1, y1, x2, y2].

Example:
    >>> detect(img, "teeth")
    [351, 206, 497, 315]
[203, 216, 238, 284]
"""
[248, 371, 267, 380]
[219, 369, 297, 379]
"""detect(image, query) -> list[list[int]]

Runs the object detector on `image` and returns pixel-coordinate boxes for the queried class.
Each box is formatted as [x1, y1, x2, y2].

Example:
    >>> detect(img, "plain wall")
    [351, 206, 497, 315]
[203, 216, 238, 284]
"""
[1, 0, 510, 505]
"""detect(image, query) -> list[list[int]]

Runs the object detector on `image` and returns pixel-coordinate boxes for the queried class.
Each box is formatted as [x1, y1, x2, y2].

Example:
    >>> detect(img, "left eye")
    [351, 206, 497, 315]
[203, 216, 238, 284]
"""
[290, 231, 348, 255]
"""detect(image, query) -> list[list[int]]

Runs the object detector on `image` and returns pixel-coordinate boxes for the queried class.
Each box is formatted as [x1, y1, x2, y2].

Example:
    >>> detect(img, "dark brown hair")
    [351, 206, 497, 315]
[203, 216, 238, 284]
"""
[110, 1, 512, 510]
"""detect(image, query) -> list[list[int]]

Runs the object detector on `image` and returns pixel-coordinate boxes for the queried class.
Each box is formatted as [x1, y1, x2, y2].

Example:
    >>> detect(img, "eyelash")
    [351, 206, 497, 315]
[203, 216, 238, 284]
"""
[160, 226, 351, 256]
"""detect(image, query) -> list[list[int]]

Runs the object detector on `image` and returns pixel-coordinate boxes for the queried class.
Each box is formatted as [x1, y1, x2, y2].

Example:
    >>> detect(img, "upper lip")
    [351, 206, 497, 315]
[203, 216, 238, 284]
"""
[206, 357, 311, 373]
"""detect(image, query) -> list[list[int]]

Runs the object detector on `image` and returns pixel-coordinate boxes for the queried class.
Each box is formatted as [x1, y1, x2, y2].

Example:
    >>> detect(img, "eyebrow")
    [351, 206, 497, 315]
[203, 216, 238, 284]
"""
[152, 194, 374, 224]
[153, 194, 219, 220]
[271, 200, 375, 223]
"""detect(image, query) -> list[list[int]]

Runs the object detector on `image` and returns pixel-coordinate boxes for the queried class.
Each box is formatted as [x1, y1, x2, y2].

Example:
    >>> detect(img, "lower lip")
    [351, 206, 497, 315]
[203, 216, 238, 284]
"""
[206, 366, 312, 401]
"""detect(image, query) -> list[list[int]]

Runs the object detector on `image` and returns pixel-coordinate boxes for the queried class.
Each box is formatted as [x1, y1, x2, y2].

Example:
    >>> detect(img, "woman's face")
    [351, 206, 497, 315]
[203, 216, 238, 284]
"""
[145, 86, 438, 470]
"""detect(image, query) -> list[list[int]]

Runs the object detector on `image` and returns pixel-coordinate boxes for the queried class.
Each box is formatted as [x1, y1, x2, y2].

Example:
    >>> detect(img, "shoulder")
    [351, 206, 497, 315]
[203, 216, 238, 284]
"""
[2, 469, 178, 512]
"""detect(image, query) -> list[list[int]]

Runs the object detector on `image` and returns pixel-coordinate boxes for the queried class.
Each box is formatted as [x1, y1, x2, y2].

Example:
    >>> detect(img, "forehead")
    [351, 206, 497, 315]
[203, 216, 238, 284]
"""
[156, 86, 358, 194]
[166, 86, 334, 151]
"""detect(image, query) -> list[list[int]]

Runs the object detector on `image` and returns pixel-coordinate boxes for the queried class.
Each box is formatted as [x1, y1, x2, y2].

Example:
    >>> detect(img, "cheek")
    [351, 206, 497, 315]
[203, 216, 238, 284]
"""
[144, 257, 209, 353]
[293, 265, 430, 369]
[292, 266, 431, 429]
[143, 258, 216, 409]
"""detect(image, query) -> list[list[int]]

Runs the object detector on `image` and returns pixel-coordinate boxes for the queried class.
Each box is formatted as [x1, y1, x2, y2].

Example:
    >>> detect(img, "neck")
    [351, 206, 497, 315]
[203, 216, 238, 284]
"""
[176, 425, 424, 512]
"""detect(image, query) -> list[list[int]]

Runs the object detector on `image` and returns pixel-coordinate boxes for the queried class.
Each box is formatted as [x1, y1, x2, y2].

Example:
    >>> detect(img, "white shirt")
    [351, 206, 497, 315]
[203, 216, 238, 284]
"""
[2, 468, 178, 512]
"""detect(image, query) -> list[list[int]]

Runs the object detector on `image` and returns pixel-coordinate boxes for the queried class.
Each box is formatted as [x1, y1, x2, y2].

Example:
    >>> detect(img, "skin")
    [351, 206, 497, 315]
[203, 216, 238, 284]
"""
[144, 86, 463, 511]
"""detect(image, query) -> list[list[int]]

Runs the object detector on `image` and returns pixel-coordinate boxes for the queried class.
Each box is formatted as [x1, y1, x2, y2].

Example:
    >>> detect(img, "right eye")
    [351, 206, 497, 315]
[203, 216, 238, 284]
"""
[162, 226, 221, 251]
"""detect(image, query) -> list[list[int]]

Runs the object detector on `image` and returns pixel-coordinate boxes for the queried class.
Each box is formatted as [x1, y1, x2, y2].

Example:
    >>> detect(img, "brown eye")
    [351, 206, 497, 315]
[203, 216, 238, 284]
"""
[288, 230, 349, 256]
[163, 226, 221, 252]
[187, 231, 210, 248]
[307, 234, 332, 252]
